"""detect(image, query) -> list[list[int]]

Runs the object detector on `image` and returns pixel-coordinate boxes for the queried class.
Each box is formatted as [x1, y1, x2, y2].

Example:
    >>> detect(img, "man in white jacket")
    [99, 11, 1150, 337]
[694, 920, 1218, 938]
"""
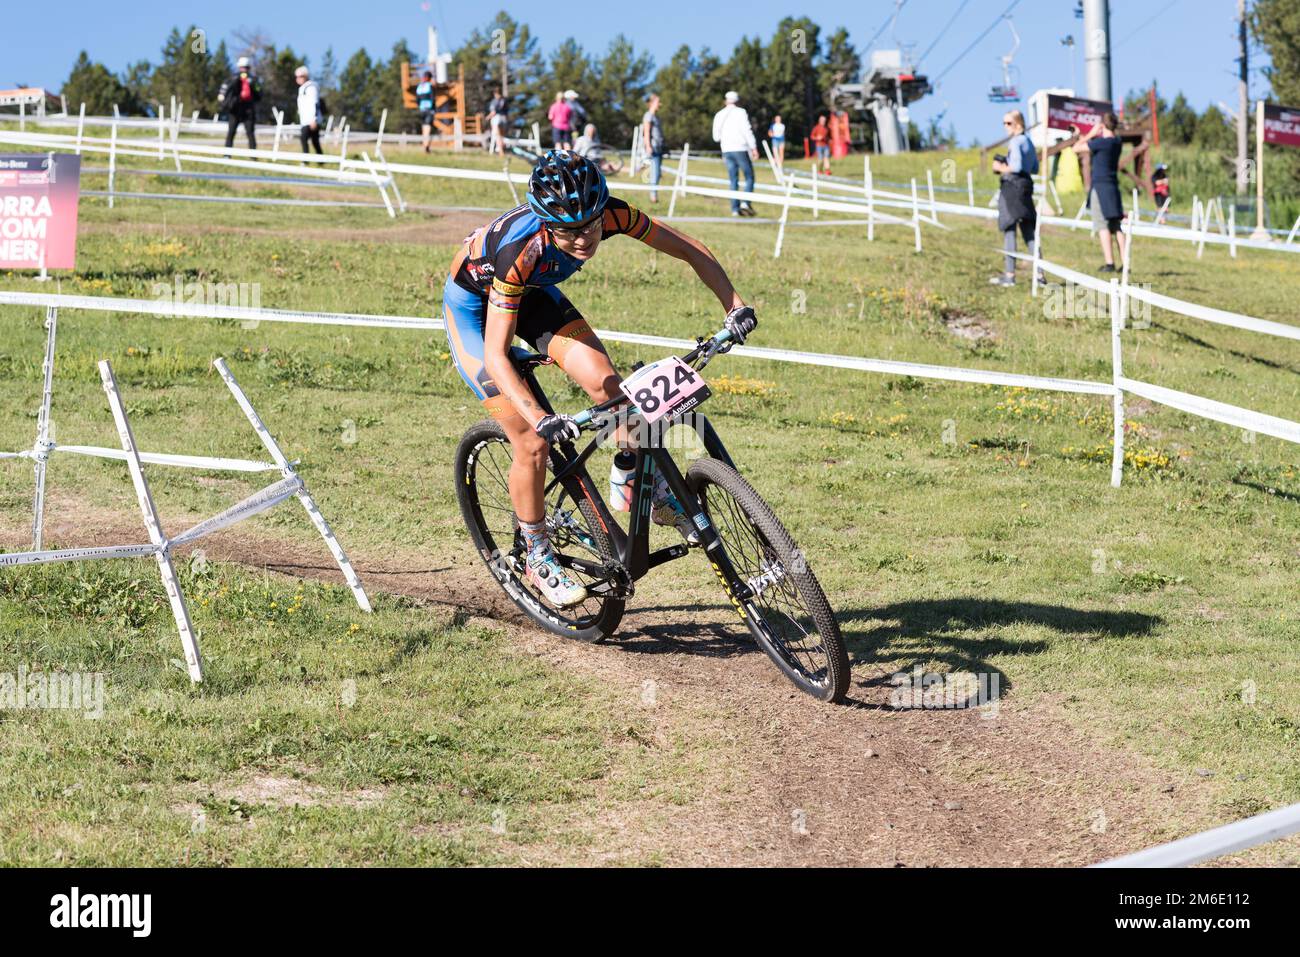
[712, 90, 758, 216]
[295, 66, 323, 155]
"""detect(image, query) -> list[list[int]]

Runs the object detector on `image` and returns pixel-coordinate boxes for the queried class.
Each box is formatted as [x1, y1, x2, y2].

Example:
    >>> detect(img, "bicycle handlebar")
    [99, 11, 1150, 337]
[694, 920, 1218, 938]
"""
[571, 327, 734, 429]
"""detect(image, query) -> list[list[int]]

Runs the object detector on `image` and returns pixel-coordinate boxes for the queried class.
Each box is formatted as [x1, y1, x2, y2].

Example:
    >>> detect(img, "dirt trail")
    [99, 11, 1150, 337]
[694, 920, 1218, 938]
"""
[1, 499, 1228, 866]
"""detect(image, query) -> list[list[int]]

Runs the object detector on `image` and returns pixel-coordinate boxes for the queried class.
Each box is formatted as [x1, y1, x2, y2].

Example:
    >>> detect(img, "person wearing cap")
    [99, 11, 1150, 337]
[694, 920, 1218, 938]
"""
[564, 90, 587, 137]
[294, 66, 323, 155]
[712, 91, 758, 216]
[220, 55, 263, 152]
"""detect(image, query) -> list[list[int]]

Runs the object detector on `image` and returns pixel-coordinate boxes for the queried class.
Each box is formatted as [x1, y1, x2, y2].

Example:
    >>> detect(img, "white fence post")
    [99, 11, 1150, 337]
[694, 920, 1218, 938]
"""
[1228, 202, 1237, 258]
[1119, 217, 1134, 327]
[926, 168, 939, 224]
[271, 107, 283, 158]
[773, 174, 795, 259]
[376, 108, 387, 155]
[98, 360, 205, 682]
[811, 165, 819, 219]
[1110, 279, 1126, 488]
[31, 307, 57, 550]
[667, 143, 689, 218]
[866, 157, 875, 242]
[107, 120, 117, 209]
[967, 168, 975, 207]
[75, 103, 85, 155]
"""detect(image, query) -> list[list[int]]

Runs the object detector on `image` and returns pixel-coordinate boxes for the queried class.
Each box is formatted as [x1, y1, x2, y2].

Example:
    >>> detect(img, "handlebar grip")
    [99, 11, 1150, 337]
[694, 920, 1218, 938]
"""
[572, 409, 593, 428]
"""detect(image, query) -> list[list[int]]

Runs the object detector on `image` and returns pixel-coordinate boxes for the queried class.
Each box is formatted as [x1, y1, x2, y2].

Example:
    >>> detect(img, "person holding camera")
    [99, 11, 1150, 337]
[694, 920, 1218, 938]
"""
[989, 110, 1038, 287]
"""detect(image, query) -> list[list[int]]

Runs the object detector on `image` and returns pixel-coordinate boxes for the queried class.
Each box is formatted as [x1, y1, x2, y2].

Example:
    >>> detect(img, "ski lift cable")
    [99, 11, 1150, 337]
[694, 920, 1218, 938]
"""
[934, 0, 1023, 84]
[916, 0, 975, 67]
[865, 0, 909, 52]
[1114, 0, 1180, 49]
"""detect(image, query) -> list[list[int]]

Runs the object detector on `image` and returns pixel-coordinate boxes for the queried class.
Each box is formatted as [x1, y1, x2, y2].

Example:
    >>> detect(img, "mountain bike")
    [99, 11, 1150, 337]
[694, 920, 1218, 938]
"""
[453, 327, 850, 703]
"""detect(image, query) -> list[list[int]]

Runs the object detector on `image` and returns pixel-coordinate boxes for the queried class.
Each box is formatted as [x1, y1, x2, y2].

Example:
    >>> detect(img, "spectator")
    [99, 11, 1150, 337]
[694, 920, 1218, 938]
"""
[989, 109, 1039, 288]
[487, 88, 508, 155]
[413, 71, 435, 153]
[220, 56, 262, 153]
[548, 92, 573, 149]
[565, 90, 587, 134]
[294, 66, 323, 155]
[810, 114, 831, 173]
[573, 122, 620, 174]
[768, 114, 786, 168]
[1152, 163, 1171, 224]
[641, 93, 665, 203]
[1073, 112, 1126, 272]
[712, 90, 758, 217]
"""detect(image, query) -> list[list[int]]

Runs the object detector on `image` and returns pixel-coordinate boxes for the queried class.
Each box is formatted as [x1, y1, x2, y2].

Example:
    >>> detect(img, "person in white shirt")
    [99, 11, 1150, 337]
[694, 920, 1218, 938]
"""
[712, 90, 758, 216]
[294, 66, 322, 155]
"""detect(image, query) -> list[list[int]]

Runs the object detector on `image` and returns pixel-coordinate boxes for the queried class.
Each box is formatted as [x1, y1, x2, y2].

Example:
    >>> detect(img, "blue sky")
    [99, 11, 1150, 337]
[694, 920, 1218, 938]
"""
[8, 1, 1271, 143]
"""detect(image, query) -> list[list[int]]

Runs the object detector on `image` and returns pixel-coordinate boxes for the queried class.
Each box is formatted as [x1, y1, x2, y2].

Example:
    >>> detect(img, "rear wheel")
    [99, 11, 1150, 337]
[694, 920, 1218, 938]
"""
[686, 457, 850, 703]
[455, 420, 624, 642]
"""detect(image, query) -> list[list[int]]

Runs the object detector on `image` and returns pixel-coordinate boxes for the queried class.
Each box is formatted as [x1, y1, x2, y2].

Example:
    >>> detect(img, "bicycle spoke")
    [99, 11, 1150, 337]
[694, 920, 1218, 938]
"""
[702, 481, 830, 687]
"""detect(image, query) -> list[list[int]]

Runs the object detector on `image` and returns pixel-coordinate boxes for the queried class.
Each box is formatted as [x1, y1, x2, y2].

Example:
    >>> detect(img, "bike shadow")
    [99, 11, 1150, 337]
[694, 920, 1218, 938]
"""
[839, 597, 1162, 697]
[620, 603, 762, 660]
[627, 597, 1162, 706]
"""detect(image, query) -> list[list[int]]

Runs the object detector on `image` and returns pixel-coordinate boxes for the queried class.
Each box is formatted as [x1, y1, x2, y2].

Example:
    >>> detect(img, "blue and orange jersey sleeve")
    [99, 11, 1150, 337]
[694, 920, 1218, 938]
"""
[601, 197, 657, 244]
[488, 231, 543, 314]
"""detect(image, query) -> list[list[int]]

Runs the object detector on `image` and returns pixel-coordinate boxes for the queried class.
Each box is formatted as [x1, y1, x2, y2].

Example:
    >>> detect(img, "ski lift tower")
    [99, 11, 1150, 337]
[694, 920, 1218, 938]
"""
[830, 49, 932, 155]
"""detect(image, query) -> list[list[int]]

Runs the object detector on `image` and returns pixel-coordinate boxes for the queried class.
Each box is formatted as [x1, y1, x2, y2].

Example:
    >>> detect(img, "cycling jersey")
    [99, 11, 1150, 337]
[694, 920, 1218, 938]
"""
[451, 197, 654, 312]
[443, 197, 658, 416]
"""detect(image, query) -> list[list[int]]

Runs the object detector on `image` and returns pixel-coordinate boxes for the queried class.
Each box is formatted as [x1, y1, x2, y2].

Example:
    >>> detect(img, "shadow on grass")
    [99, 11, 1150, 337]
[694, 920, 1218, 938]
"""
[1233, 478, 1300, 505]
[840, 597, 1162, 695]
[620, 597, 1161, 704]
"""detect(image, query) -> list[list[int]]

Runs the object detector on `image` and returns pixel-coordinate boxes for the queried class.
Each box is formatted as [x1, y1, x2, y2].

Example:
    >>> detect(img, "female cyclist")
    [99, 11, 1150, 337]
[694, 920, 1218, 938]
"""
[442, 150, 757, 607]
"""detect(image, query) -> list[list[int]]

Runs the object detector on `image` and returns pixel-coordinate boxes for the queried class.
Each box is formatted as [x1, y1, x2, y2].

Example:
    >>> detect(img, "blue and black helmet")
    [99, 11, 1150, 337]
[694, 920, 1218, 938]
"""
[527, 150, 609, 228]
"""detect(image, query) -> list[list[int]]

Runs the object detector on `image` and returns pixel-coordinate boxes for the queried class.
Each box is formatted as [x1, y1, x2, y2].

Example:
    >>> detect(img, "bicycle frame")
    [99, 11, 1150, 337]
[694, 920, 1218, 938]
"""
[512, 350, 754, 604]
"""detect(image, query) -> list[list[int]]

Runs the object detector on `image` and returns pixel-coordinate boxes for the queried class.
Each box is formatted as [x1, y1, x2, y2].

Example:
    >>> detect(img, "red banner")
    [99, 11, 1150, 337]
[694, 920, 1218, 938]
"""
[1046, 94, 1113, 136]
[0, 153, 80, 270]
[1263, 103, 1300, 149]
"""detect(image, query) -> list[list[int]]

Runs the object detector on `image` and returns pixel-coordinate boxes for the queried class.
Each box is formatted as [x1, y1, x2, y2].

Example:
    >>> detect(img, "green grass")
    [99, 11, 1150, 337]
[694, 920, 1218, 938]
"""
[2, 145, 1300, 864]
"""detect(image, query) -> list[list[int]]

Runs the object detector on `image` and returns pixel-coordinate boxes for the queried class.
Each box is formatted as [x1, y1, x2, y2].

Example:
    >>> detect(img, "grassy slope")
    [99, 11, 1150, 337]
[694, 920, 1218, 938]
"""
[1, 144, 1299, 863]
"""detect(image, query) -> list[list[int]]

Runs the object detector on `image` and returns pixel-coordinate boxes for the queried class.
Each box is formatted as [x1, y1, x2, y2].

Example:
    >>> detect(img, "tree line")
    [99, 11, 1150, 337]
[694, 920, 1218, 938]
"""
[50, 5, 1300, 158]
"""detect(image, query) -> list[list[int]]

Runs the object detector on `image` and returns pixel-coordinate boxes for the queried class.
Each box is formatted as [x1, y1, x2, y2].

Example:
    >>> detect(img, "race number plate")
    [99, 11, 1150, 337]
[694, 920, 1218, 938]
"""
[619, 357, 711, 424]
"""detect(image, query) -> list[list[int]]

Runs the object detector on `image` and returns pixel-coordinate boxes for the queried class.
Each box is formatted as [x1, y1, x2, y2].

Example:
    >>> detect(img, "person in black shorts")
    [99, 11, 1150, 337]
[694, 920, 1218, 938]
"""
[1074, 113, 1127, 272]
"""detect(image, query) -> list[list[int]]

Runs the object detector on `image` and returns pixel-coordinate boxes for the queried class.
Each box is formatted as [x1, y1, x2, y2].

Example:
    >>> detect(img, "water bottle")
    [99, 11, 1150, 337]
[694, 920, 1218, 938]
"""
[609, 450, 637, 512]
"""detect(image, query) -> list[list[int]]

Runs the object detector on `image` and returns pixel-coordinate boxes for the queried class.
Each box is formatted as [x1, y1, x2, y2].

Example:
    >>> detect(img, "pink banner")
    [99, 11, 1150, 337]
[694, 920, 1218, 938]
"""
[1046, 94, 1113, 136]
[0, 153, 80, 270]
[1263, 104, 1300, 149]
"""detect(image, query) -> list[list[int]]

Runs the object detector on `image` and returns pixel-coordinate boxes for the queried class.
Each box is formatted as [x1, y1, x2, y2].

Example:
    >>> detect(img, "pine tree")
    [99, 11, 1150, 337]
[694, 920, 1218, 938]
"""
[60, 52, 131, 116]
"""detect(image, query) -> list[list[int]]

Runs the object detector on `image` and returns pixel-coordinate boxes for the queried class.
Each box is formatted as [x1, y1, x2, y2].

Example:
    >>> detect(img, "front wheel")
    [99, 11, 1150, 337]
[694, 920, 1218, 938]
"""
[686, 457, 850, 703]
[455, 420, 624, 642]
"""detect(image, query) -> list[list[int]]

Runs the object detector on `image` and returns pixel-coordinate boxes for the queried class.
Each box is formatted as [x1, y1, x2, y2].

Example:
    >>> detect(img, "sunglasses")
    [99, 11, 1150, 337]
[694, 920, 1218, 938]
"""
[552, 218, 603, 238]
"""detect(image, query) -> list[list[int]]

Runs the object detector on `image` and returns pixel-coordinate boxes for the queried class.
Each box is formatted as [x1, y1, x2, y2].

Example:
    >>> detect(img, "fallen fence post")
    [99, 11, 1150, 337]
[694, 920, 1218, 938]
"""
[212, 358, 373, 614]
[99, 359, 205, 682]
